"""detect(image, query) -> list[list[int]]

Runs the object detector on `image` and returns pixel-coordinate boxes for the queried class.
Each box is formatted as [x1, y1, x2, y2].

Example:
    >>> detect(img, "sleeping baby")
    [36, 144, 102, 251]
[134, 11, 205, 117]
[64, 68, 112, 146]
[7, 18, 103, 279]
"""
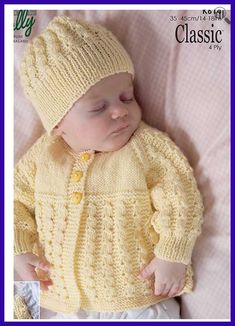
[14, 15, 204, 320]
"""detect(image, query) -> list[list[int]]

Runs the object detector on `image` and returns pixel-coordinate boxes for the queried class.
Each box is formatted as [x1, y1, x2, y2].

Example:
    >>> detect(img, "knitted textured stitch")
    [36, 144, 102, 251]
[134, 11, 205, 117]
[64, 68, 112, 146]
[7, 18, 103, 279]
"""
[19, 16, 134, 133]
[14, 282, 40, 319]
[14, 121, 203, 313]
[14, 295, 32, 319]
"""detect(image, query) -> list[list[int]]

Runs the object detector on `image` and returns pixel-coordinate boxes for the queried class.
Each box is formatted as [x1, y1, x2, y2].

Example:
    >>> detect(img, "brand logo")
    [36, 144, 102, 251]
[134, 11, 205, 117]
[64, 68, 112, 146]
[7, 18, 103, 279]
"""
[14, 10, 36, 43]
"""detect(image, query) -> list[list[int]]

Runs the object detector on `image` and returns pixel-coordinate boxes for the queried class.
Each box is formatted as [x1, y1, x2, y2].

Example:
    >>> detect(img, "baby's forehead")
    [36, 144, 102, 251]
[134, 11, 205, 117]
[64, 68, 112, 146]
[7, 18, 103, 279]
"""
[81, 75, 134, 102]
[88, 84, 134, 98]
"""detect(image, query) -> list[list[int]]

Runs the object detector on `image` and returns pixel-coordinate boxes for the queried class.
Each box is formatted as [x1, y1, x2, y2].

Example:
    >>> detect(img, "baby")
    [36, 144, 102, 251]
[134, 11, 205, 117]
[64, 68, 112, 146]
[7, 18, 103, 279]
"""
[14, 16, 204, 320]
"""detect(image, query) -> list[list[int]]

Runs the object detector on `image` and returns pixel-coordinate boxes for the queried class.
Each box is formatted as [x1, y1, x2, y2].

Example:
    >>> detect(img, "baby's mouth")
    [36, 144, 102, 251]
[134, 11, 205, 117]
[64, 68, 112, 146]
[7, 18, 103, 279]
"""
[112, 124, 129, 134]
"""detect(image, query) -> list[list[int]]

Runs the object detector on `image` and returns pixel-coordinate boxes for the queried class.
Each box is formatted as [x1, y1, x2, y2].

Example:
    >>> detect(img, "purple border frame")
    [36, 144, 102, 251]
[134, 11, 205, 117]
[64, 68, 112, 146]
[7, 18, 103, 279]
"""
[2, 0, 234, 4]
[1, 0, 233, 324]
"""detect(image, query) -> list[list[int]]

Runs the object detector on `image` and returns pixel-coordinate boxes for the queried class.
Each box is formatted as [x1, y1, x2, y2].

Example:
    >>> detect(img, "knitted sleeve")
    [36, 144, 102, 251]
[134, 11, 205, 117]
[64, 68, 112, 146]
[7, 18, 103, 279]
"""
[14, 135, 45, 255]
[14, 295, 32, 319]
[142, 126, 204, 265]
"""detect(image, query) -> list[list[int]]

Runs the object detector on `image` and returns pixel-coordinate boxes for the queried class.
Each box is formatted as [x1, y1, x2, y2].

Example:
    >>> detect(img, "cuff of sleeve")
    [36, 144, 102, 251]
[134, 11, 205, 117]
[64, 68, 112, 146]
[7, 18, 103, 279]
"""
[14, 230, 37, 256]
[154, 234, 198, 265]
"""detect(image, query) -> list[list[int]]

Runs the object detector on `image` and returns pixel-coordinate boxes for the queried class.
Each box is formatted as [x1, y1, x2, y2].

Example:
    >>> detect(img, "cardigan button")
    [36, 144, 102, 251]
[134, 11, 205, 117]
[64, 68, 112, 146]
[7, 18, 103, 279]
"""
[80, 153, 91, 161]
[71, 192, 83, 204]
[71, 171, 83, 182]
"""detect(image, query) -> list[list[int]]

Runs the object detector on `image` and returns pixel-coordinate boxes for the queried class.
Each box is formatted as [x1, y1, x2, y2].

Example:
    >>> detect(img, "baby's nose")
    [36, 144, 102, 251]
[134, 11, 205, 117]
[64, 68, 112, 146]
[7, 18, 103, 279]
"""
[111, 103, 128, 119]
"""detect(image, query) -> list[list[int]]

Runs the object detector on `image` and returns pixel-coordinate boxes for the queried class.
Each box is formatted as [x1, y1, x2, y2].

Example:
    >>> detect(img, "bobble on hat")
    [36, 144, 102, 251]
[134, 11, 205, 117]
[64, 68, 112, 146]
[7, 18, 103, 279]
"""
[20, 16, 135, 133]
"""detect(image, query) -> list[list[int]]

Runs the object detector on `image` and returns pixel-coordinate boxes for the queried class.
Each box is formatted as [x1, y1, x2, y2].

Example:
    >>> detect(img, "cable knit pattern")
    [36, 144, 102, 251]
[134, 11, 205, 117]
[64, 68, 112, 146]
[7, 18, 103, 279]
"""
[19, 16, 134, 133]
[14, 295, 32, 319]
[14, 121, 203, 313]
[14, 282, 40, 319]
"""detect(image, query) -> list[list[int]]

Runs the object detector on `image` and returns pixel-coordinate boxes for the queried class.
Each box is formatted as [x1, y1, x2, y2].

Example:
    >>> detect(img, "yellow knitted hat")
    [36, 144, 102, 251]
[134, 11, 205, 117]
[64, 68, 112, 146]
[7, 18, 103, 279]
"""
[20, 16, 135, 133]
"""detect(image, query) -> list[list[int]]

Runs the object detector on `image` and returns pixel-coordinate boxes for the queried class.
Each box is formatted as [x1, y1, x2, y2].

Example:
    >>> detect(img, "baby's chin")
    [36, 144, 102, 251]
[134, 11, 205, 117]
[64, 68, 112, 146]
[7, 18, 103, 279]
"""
[98, 133, 134, 153]
[94, 122, 140, 152]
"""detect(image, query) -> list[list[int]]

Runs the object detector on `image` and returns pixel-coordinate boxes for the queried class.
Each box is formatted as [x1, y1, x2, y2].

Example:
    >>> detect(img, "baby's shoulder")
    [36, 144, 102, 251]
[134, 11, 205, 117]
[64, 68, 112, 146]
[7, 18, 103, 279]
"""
[134, 121, 193, 173]
[16, 133, 57, 165]
[132, 121, 187, 167]
[134, 121, 173, 148]
[33, 133, 68, 164]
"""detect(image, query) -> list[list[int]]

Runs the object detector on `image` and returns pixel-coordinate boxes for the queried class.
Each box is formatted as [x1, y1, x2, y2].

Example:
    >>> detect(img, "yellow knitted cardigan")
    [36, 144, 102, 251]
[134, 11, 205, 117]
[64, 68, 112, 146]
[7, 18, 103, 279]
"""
[14, 121, 204, 313]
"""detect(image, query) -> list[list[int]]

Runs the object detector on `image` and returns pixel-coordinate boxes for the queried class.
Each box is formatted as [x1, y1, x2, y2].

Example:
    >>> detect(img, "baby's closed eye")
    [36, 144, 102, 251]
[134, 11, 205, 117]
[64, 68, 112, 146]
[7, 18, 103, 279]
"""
[89, 97, 134, 114]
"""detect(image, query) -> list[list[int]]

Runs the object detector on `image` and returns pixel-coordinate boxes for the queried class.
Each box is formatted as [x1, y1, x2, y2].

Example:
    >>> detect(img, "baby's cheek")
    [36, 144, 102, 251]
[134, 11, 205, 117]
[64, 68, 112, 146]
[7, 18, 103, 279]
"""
[134, 104, 142, 120]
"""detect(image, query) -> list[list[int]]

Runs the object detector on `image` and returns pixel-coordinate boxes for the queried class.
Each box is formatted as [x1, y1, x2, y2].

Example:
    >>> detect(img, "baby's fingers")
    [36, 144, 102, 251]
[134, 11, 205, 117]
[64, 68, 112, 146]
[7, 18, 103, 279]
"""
[154, 282, 166, 296]
[40, 279, 53, 291]
[168, 279, 185, 297]
[168, 283, 181, 297]
[161, 283, 174, 297]
[24, 264, 41, 282]
[28, 256, 53, 291]
[30, 264, 53, 291]
[29, 256, 51, 272]
[24, 265, 53, 291]
[177, 279, 186, 294]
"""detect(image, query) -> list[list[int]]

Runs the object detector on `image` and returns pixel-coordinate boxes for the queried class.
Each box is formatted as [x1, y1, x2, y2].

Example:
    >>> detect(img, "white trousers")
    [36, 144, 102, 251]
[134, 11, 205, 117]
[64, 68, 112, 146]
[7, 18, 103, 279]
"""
[40, 298, 180, 320]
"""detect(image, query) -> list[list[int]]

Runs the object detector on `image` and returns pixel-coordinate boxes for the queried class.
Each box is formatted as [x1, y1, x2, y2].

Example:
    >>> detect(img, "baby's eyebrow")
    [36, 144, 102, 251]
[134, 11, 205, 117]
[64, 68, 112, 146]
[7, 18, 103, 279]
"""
[86, 85, 134, 102]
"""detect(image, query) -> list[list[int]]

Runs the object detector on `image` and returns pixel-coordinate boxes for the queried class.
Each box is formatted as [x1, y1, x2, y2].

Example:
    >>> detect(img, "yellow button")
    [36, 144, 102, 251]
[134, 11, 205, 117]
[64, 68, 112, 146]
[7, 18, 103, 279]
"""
[81, 153, 91, 161]
[71, 171, 83, 182]
[71, 192, 83, 204]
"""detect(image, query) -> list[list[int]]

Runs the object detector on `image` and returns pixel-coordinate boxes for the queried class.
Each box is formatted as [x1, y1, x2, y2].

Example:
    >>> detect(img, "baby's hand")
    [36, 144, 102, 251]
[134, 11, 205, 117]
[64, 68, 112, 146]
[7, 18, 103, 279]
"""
[14, 252, 53, 291]
[138, 257, 186, 297]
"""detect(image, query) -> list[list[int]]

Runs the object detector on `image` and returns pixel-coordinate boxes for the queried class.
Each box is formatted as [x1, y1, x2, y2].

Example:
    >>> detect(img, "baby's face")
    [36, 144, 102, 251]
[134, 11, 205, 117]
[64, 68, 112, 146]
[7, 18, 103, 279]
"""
[53, 72, 142, 153]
